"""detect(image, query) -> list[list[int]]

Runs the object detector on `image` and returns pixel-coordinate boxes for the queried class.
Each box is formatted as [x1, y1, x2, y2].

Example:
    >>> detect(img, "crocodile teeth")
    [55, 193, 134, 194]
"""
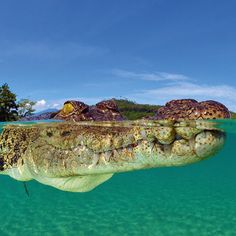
[163, 144, 171, 156]
[104, 151, 112, 162]
[88, 154, 99, 169]
[112, 137, 123, 149]
[98, 153, 108, 165]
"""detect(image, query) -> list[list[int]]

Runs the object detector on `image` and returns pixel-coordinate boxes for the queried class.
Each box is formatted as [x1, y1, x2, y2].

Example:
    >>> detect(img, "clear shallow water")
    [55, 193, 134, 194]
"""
[0, 120, 236, 235]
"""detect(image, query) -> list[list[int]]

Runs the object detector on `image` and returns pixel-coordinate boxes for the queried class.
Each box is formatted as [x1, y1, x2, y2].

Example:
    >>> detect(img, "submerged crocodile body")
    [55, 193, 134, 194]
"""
[0, 120, 225, 192]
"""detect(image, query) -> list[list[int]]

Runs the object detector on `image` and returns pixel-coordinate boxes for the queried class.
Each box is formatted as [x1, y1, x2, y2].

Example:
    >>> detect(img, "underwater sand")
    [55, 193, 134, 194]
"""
[0, 121, 235, 235]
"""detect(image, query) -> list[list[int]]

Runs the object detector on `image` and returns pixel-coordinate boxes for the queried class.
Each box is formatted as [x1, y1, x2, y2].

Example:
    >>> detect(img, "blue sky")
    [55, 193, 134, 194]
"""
[1, 0, 236, 111]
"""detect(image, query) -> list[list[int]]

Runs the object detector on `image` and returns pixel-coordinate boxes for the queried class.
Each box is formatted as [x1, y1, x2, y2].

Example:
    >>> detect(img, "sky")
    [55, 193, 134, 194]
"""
[1, 0, 236, 111]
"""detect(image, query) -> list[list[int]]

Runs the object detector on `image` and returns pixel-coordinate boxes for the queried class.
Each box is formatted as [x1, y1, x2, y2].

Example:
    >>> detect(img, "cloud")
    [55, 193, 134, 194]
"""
[128, 82, 236, 111]
[112, 69, 189, 81]
[110, 69, 236, 111]
[33, 99, 47, 110]
[33, 96, 109, 111]
[142, 82, 236, 98]
[32, 70, 236, 112]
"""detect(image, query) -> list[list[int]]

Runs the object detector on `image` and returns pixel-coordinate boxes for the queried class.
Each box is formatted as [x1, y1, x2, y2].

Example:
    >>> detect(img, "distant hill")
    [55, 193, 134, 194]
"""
[114, 99, 160, 120]
[34, 108, 58, 115]
[114, 99, 236, 120]
[34, 99, 236, 120]
[231, 112, 236, 119]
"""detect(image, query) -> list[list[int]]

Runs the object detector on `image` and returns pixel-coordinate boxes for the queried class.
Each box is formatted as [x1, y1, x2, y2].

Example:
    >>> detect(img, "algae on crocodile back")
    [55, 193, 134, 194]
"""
[0, 120, 225, 192]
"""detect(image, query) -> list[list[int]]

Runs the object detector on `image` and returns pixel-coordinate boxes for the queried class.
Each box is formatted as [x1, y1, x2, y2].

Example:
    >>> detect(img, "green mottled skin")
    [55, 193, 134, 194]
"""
[0, 120, 225, 192]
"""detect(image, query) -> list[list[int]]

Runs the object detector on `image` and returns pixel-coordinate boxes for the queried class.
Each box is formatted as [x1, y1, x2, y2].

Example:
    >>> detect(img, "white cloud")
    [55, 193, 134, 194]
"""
[31, 70, 236, 113]
[33, 99, 47, 110]
[112, 69, 189, 81]
[110, 69, 236, 111]
[33, 96, 109, 112]
[51, 103, 60, 108]
[127, 82, 236, 111]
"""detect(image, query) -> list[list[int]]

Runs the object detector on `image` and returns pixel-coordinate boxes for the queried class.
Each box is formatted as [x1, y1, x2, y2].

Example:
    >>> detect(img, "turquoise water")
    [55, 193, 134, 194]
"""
[0, 120, 236, 235]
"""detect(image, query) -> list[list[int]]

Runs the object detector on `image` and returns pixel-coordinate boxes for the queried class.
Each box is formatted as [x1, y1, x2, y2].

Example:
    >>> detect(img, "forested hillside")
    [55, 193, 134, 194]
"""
[114, 99, 236, 120]
[114, 99, 160, 120]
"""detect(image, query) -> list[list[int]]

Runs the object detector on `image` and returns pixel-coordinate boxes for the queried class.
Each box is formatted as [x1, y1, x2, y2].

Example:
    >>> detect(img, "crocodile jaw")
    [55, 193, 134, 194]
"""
[0, 121, 225, 192]
[25, 128, 225, 177]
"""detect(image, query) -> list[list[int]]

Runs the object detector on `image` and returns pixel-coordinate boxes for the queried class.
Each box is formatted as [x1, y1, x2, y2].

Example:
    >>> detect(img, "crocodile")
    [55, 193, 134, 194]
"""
[0, 119, 226, 192]
[21, 99, 124, 122]
[155, 99, 231, 120]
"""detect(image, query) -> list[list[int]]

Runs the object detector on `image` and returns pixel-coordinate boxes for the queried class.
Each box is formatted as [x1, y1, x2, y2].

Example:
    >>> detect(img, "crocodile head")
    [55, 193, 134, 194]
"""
[0, 120, 225, 192]
[53, 99, 124, 121]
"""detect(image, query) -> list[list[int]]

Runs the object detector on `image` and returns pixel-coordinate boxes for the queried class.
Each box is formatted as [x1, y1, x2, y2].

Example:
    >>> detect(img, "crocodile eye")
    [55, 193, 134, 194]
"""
[62, 103, 74, 115]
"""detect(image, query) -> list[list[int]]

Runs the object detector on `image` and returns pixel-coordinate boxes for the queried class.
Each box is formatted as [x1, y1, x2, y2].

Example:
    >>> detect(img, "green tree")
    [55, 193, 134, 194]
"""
[231, 112, 236, 119]
[17, 99, 36, 118]
[114, 98, 160, 120]
[0, 83, 18, 121]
